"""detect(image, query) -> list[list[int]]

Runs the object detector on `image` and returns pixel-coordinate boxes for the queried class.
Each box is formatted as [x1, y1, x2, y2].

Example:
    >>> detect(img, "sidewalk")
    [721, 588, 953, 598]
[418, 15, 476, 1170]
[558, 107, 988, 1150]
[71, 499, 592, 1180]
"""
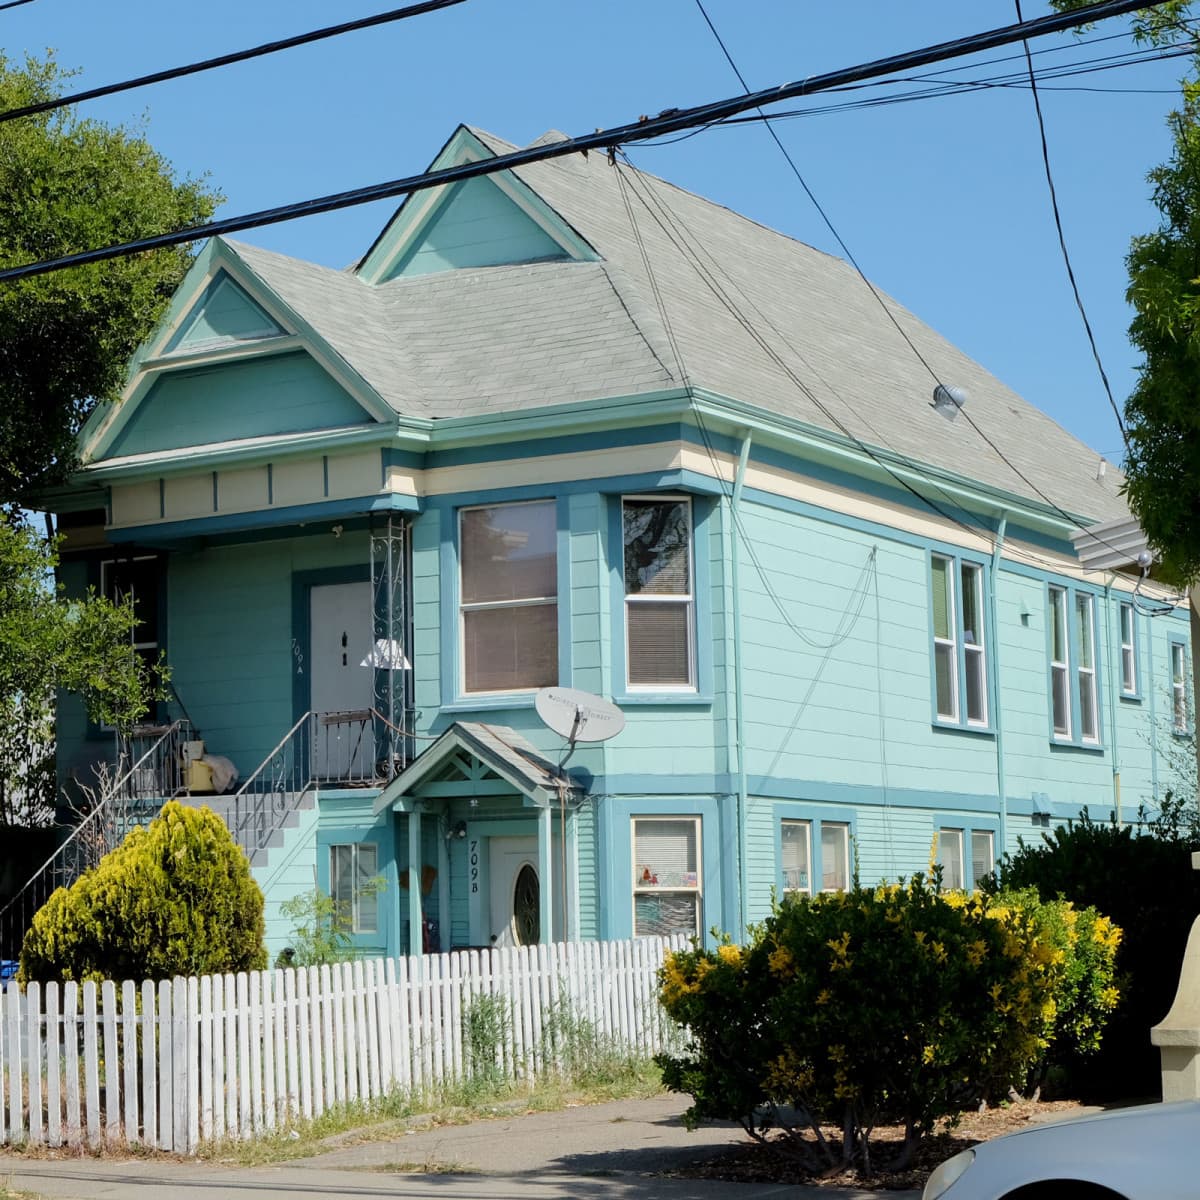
[0, 1094, 920, 1200]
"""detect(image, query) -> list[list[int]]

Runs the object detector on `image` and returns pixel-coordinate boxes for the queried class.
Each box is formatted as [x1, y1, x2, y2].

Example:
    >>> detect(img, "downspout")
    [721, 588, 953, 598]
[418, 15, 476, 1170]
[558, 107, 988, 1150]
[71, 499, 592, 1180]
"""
[1104, 578, 1122, 828]
[989, 515, 1008, 857]
[731, 431, 752, 936]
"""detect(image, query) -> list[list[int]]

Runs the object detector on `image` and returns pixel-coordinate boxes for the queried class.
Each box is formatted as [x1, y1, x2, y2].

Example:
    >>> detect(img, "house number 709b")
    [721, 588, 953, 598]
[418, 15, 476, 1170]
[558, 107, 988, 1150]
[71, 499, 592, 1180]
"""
[469, 839, 479, 894]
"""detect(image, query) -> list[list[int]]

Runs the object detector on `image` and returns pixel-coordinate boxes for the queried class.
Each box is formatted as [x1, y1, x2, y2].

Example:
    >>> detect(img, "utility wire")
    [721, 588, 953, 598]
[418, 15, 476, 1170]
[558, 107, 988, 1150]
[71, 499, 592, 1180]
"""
[0, 0, 1169, 284]
[1014, 0, 1129, 447]
[690, 0, 1137, 567]
[0, 0, 470, 126]
[0, 0, 37, 10]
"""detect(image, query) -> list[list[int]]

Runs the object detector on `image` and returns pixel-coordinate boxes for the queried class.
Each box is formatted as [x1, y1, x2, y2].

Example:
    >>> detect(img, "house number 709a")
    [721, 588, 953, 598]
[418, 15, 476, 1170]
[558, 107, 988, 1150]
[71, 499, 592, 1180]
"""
[469, 839, 479, 894]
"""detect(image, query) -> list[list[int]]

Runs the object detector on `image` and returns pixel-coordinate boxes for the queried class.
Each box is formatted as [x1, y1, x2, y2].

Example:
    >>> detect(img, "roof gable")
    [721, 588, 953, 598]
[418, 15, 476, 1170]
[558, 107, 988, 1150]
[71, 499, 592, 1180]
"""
[357, 125, 598, 284]
[166, 271, 285, 352]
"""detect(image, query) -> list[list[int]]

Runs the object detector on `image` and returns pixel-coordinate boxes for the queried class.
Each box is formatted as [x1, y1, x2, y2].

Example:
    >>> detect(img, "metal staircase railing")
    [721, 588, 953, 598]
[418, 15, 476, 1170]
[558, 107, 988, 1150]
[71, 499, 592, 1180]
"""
[232, 712, 314, 860]
[0, 720, 189, 960]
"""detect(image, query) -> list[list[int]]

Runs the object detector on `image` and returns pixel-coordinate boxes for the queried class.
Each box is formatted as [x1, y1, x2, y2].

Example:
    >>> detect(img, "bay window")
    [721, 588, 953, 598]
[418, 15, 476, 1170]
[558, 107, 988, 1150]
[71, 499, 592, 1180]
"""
[460, 500, 557, 693]
[623, 496, 694, 690]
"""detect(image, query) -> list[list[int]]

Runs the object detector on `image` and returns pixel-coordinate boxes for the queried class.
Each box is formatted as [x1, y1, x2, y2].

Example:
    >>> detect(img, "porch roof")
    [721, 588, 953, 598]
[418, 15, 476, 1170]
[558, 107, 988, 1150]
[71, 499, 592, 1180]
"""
[373, 721, 580, 813]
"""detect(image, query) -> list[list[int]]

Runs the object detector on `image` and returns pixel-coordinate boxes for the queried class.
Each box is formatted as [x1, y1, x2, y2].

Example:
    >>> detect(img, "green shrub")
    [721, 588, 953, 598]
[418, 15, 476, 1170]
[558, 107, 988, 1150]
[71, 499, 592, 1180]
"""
[657, 876, 1120, 1176]
[990, 811, 1200, 1096]
[19, 800, 267, 983]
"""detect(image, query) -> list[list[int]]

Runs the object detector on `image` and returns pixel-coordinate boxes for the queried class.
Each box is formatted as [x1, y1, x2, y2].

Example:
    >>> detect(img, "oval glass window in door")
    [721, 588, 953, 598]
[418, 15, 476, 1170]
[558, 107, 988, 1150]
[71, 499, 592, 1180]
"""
[513, 864, 540, 946]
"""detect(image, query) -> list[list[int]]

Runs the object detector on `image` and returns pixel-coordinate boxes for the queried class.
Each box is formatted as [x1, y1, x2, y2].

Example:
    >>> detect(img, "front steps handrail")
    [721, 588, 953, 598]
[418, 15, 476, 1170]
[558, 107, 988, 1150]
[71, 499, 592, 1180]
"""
[232, 711, 313, 857]
[0, 719, 189, 956]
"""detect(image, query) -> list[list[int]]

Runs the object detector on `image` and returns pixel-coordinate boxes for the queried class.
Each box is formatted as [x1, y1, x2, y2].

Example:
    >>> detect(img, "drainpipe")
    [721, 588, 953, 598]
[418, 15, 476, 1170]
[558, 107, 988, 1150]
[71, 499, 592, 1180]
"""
[1104, 578, 1123, 828]
[989, 515, 1008, 858]
[731, 431, 752, 936]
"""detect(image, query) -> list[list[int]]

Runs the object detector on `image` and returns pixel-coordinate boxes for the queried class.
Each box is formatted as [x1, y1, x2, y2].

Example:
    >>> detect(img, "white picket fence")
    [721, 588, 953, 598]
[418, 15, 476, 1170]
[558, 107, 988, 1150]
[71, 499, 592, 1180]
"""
[0, 934, 686, 1153]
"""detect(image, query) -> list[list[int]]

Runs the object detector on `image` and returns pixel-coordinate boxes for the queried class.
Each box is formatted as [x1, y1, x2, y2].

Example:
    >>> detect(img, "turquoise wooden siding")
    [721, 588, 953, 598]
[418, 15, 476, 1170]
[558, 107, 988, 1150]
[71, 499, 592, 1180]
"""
[410, 507, 442, 714]
[384, 176, 569, 280]
[255, 800, 319, 960]
[167, 529, 371, 776]
[568, 493, 605, 697]
[167, 274, 283, 352]
[574, 800, 598, 939]
[106, 352, 374, 459]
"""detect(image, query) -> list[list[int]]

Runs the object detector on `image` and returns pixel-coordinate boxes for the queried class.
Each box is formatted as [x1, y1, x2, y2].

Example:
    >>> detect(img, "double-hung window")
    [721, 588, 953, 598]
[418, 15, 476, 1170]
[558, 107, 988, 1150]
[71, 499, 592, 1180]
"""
[623, 496, 695, 690]
[632, 817, 701, 936]
[459, 500, 558, 694]
[1119, 602, 1138, 697]
[931, 554, 987, 727]
[937, 827, 995, 891]
[781, 819, 850, 894]
[1172, 642, 1189, 734]
[330, 842, 378, 934]
[1048, 584, 1101, 745]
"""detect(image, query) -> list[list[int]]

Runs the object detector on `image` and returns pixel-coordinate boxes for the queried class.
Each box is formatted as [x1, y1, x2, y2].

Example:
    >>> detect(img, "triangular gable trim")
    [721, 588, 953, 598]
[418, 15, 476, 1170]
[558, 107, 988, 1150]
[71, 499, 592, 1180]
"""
[82, 240, 396, 463]
[373, 722, 578, 813]
[164, 271, 286, 353]
[357, 126, 600, 285]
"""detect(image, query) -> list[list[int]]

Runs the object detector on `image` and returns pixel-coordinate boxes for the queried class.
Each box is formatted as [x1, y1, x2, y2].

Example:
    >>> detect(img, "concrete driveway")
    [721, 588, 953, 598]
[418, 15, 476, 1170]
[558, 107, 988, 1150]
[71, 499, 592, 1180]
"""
[0, 1094, 918, 1200]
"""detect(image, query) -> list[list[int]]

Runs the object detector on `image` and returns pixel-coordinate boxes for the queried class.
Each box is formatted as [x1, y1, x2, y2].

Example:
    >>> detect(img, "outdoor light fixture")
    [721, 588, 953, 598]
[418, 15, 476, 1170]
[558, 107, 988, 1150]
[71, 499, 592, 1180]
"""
[931, 384, 968, 420]
[447, 819, 467, 840]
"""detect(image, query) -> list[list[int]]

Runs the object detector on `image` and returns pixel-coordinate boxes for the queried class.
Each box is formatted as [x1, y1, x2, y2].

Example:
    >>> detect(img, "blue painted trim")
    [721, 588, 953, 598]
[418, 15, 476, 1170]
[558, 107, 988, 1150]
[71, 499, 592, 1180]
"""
[428, 423, 690, 470]
[108, 493, 419, 543]
[600, 795, 729, 946]
[771, 802, 859, 895]
[315, 827, 393, 955]
[267, 463, 274, 506]
[382, 447, 427, 472]
[211, 471, 218, 513]
[323, 455, 329, 498]
[556, 495, 574, 686]
[291, 564, 372, 722]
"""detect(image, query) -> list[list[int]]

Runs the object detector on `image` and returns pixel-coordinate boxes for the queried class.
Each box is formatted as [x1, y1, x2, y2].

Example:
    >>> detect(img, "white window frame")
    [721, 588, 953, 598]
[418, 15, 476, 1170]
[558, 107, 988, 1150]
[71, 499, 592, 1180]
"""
[458, 498, 558, 695]
[937, 827, 965, 891]
[970, 830, 995, 889]
[931, 555, 988, 728]
[1119, 601, 1138, 696]
[622, 494, 696, 692]
[1076, 592, 1100, 744]
[631, 816, 702, 936]
[101, 555, 160, 661]
[1049, 585, 1072, 739]
[1172, 642, 1189, 734]
[329, 842, 378, 935]
[820, 822, 851, 892]
[780, 819, 812, 895]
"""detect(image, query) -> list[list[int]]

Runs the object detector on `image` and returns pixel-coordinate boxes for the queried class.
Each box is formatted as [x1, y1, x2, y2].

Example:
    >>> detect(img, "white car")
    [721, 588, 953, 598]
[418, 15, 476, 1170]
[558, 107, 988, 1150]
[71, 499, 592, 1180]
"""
[923, 1099, 1200, 1200]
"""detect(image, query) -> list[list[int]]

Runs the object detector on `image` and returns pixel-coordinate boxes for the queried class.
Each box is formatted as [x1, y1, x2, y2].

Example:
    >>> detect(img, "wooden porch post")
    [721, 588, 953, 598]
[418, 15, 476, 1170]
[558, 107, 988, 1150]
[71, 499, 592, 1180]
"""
[408, 809, 422, 958]
[538, 804, 553, 944]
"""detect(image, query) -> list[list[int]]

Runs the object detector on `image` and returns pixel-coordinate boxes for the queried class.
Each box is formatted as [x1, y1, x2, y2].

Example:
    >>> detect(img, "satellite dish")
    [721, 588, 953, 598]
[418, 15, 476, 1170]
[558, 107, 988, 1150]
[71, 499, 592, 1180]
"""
[535, 687, 625, 745]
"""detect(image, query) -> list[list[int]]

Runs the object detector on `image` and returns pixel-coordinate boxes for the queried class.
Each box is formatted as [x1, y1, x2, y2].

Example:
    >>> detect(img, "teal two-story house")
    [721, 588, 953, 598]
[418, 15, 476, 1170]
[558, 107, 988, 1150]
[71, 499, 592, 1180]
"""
[47, 125, 1193, 960]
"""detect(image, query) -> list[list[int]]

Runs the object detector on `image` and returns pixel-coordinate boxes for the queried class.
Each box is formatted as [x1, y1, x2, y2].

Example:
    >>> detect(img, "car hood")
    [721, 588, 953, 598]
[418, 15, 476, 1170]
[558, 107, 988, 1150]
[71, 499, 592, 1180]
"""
[988, 1098, 1200, 1144]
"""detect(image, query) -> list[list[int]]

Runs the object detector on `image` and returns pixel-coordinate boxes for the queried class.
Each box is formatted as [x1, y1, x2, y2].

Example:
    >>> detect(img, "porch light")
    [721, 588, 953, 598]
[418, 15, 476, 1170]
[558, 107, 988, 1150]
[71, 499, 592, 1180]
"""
[932, 384, 968, 420]
[448, 819, 467, 840]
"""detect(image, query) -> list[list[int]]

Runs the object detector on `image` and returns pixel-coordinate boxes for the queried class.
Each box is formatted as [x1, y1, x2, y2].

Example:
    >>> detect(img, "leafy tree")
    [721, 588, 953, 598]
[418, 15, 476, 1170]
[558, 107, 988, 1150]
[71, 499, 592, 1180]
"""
[0, 53, 219, 508]
[0, 521, 163, 825]
[18, 800, 267, 983]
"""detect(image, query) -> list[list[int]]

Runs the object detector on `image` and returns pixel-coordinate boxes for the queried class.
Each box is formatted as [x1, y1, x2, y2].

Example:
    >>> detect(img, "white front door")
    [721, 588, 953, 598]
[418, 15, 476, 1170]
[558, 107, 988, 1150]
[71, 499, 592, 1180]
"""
[310, 580, 375, 778]
[488, 836, 541, 947]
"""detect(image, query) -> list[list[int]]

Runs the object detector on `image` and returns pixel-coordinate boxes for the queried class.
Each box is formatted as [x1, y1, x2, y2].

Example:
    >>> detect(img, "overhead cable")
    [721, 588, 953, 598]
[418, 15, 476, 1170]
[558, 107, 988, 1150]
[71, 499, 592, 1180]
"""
[0, 0, 470, 126]
[0, 0, 1170, 284]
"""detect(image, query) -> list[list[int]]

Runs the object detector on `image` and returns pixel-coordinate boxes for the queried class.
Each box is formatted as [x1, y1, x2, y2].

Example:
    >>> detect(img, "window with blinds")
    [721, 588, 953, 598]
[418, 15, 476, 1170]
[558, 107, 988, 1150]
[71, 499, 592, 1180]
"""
[632, 817, 700, 936]
[971, 830, 995, 888]
[937, 828, 964, 891]
[459, 500, 558, 693]
[330, 842, 378, 934]
[781, 820, 811, 893]
[623, 497, 694, 689]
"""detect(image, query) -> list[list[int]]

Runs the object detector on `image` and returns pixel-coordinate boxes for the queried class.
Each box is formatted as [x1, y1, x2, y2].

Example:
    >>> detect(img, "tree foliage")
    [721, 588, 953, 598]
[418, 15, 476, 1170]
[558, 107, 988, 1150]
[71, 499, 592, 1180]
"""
[18, 801, 267, 983]
[656, 877, 1119, 1177]
[0, 521, 163, 825]
[0, 53, 219, 508]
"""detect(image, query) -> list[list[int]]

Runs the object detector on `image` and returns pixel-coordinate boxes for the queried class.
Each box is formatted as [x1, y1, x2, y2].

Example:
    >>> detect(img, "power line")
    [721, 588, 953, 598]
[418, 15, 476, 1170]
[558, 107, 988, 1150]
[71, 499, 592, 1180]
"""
[0, 0, 37, 10]
[0, 0, 1169, 284]
[0, 0, 470, 126]
[1014, 0, 1129, 447]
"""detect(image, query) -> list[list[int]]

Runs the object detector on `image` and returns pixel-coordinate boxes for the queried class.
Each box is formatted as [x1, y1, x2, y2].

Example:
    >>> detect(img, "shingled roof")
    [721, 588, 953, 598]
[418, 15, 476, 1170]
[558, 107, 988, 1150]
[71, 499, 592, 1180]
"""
[225, 125, 1128, 525]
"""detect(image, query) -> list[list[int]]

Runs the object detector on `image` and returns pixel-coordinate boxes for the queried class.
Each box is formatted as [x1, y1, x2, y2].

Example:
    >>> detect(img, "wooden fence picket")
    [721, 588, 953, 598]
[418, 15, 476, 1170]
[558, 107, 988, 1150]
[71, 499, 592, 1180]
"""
[46, 982, 61, 1148]
[8, 980, 24, 1139]
[64, 981, 81, 1147]
[26, 981, 42, 1144]
[101, 980, 118, 1144]
[82, 980, 100, 1147]
[122, 980, 139, 1142]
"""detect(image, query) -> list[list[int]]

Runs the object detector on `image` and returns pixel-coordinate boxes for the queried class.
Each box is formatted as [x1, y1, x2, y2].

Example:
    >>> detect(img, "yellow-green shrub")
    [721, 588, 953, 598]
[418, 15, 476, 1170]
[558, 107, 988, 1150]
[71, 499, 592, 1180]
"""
[657, 875, 1120, 1176]
[19, 801, 267, 983]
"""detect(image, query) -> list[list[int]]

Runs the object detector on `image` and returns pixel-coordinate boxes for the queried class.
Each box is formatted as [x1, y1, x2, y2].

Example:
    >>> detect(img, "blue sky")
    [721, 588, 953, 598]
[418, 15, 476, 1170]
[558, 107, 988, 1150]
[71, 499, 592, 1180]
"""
[7, 0, 1190, 463]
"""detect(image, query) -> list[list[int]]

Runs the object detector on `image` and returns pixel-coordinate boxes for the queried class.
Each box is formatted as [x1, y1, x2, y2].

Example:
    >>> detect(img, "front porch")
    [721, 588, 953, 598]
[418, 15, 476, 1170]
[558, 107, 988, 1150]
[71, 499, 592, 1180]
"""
[373, 723, 584, 956]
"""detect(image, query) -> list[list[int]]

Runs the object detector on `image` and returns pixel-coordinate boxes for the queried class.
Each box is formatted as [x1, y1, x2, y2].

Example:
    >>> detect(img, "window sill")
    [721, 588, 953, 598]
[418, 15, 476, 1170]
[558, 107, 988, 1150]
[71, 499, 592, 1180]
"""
[441, 694, 539, 713]
[615, 692, 713, 707]
[1049, 738, 1105, 754]
[931, 719, 996, 739]
[1172, 728, 1194, 740]
[1119, 693, 1143, 704]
